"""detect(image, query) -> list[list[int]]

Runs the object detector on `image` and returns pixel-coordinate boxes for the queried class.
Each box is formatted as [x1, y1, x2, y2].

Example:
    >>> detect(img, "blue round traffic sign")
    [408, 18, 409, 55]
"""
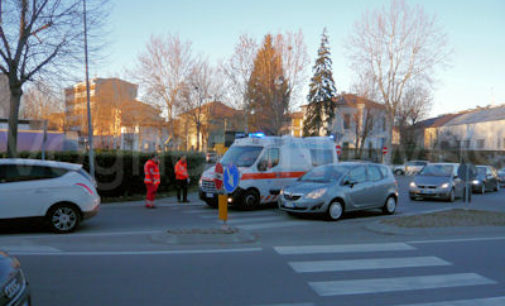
[223, 164, 240, 193]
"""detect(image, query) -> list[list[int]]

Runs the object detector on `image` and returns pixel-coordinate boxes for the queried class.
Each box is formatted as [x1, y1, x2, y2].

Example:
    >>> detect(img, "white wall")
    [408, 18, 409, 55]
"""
[437, 120, 505, 151]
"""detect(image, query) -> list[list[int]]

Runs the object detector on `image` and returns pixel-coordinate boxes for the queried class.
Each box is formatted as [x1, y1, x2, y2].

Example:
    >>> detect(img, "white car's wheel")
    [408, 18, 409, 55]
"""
[47, 204, 80, 233]
[327, 201, 344, 221]
[383, 196, 397, 215]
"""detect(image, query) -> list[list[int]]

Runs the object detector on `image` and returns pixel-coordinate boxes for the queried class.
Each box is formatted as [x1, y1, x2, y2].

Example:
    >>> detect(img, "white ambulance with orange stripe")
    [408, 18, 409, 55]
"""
[198, 134, 338, 209]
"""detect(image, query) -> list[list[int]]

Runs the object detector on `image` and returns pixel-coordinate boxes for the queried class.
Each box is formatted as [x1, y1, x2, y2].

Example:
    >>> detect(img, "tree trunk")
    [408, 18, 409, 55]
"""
[384, 113, 394, 164]
[7, 86, 23, 158]
[196, 122, 201, 151]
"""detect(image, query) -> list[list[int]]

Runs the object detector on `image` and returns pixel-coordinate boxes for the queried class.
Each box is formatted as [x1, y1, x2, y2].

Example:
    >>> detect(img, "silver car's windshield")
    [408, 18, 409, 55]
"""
[300, 165, 349, 183]
[419, 165, 454, 177]
[220, 146, 263, 167]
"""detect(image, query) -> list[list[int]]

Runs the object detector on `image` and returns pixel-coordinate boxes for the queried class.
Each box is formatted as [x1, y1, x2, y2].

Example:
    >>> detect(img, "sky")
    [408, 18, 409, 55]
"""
[96, 0, 505, 118]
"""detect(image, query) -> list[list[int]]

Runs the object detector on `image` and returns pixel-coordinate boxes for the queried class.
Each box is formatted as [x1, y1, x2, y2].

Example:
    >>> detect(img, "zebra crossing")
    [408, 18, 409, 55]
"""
[273, 242, 503, 305]
[179, 204, 314, 230]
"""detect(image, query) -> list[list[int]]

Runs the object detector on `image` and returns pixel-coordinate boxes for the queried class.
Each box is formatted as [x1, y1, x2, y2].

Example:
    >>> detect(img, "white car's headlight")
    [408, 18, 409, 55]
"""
[198, 178, 203, 187]
[440, 183, 450, 189]
[305, 188, 327, 199]
[409, 182, 417, 188]
[472, 180, 479, 184]
[279, 189, 284, 195]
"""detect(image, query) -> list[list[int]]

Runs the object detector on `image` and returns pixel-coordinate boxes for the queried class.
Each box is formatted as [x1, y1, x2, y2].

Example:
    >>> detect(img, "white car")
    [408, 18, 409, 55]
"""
[0, 159, 100, 233]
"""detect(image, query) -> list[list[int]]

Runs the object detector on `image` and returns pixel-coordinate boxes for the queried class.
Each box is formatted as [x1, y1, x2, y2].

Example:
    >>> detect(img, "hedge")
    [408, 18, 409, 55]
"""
[0, 151, 206, 198]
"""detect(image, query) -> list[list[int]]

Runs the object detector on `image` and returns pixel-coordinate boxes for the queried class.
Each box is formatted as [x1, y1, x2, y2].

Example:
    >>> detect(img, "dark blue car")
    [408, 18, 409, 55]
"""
[0, 251, 31, 306]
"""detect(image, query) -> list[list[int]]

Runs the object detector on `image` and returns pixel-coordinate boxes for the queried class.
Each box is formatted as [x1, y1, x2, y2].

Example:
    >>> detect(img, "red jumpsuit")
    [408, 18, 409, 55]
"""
[144, 159, 160, 208]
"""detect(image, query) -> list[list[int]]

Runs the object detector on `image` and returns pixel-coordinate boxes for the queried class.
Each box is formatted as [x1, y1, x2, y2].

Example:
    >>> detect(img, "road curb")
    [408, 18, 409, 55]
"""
[365, 219, 505, 236]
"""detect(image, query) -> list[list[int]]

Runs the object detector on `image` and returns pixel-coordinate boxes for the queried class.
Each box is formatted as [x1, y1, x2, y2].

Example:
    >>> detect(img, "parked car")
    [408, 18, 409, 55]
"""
[408, 163, 464, 202]
[0, 251, 31, 305]
[205, 152, 218, 163]
[498, 167, 505, 186]
[0, 159, 100, 233]
[278, 162, 398, 221]
[392, 160, 428, 176]
[472, 165, 500, 193]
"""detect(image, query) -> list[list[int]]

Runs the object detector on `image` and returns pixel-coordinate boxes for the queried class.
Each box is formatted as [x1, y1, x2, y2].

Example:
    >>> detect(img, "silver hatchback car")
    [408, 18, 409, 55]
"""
[278, 162, 399, 221]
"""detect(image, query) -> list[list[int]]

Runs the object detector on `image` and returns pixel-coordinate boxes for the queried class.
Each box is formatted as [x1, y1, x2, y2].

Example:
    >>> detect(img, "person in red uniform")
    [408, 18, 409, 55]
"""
[174, 155, 189, 203]
[144, 154, 160, 208]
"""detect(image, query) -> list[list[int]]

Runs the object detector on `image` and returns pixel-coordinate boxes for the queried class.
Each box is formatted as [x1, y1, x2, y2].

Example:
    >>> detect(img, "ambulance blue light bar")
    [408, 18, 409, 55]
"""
[249, 132, 265, 138]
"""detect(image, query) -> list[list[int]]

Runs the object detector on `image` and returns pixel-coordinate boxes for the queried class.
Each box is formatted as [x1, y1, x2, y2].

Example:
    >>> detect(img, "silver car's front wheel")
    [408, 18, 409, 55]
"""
[327, 201, 343, 221]
[383, 196, 397, 215]
[47, 204, 80, 233]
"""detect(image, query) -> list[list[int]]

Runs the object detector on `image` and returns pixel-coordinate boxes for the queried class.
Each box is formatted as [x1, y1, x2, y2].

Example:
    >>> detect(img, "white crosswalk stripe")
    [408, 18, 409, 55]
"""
[180, 206, 308, 230]
[275, 242, 416, 255]
[309, 273, 496, 296]
[274, 242, 499, 304]
[398, 296, 505, 306]
[289, 256, 451, 273]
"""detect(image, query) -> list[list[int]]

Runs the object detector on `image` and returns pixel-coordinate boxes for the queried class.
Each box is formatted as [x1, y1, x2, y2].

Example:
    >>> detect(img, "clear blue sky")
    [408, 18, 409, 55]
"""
[97, 0, 505, 117]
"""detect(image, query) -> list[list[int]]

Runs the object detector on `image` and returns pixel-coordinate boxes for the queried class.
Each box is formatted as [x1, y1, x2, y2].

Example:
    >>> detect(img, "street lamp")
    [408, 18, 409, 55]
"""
[83, 0, 95, 178]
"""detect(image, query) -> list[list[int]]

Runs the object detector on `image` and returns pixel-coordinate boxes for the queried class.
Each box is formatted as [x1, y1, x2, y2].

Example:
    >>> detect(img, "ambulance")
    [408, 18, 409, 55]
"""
[198, 134, 338, 209]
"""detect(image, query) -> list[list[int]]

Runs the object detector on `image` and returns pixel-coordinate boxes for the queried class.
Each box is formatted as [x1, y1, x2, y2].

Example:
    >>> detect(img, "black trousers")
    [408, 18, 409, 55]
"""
[176, 179, 188, 201]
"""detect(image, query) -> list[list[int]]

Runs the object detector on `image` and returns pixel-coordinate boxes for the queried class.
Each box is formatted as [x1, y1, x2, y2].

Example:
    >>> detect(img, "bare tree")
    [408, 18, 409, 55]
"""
[220, 34, 257, 133]
[179, 57, 220, 151]
[131, 34, 195, 145]
[21, 82, 63, 119]
[274, 30, 310, 111]
[0, 0, 108, 157]
[346, 0, 450, 162]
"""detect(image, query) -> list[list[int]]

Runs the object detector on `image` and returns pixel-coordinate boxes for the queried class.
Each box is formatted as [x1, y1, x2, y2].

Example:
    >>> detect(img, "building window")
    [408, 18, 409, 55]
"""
[477, 139, 485, 149]
[343, 114, 351, 130]
[464, 140, 471, 149]
[455, 140, 461, 149]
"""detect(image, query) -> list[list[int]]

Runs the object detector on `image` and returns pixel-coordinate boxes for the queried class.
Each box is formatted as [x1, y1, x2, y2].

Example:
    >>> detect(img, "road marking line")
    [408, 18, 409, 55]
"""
[398, 296, 505, 306]
[225, 216, 281, 224]
[253, 303, 314, 306]
[289, 256, 450, 273]
[0, 230, 162, 239]
[309, 273, 496, 296]
[2, 246, 62, 253]
[239, 221, 311, 230]
[275, 242, 416, 255]
[10, 247, 263, 256]
[200, 211, 276, 219]
[409, 236, 505, 244]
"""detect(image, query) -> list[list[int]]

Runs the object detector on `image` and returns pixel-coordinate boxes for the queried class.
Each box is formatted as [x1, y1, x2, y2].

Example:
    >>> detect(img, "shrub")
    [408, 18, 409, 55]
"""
[0, 151, 205, 198]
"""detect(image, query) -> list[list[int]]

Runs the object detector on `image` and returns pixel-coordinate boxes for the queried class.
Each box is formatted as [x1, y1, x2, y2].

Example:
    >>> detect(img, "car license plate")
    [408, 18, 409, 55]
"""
[206, 193, 214, 198]
[284, 202, 295, 208]
[422, 190, 434, 194]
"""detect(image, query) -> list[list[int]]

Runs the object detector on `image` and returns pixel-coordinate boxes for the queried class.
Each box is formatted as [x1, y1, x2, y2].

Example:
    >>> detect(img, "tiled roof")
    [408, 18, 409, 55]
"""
[444, 105, 505, 126]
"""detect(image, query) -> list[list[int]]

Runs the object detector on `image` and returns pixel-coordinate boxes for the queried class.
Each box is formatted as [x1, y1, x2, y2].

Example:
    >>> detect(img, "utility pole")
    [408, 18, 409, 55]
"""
[83, 0, 95, 177]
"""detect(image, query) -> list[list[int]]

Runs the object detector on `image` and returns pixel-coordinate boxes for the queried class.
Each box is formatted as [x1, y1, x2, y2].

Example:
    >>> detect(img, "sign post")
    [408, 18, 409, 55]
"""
[336, 145, 342, 157]
[382, 146, 388, 163]
[218, 163, 240, 229]
[457, 162, 477, 208]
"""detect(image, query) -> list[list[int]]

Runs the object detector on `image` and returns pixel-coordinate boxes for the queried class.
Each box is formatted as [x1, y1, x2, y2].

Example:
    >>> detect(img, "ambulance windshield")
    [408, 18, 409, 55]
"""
[221, 146, 263, 167]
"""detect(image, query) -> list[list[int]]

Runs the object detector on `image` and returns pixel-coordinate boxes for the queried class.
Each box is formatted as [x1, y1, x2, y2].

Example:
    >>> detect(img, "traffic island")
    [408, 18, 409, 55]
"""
[383, 209, 505, 228]
[150, 227, 258, 245]
[366, 209, 505, 236]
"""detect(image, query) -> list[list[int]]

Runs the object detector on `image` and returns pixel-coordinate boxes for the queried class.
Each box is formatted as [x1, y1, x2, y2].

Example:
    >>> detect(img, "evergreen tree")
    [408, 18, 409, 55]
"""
[303, 28, 337, 136]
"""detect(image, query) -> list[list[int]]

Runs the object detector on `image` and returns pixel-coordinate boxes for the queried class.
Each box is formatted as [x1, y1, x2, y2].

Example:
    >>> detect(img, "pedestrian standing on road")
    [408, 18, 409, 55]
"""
[144, 154, 161, 208]
[175, 155, 190, 203]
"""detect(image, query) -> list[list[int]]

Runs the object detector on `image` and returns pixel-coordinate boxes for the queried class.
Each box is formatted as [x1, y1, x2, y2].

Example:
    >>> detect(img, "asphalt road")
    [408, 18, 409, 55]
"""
[2, 176, 505, 305]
